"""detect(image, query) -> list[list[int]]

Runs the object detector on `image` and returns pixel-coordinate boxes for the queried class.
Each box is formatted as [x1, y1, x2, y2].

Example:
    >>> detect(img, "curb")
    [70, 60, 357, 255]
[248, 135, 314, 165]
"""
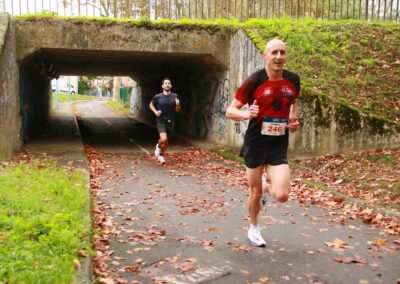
[69, 103, 93, 284]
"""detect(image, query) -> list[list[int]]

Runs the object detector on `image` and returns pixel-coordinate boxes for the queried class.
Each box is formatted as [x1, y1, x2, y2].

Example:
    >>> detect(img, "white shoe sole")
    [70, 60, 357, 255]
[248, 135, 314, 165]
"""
[248, 239, 266, 247]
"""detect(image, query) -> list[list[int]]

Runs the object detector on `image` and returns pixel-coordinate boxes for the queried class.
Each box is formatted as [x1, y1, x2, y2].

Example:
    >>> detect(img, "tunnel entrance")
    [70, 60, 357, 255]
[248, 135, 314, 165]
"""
[19, 48, 229, 148]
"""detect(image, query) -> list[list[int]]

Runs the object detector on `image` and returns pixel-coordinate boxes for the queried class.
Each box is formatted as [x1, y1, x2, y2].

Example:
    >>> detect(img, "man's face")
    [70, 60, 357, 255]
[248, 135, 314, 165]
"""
[263, 41, 286, 72]
[162, 80, 172, 91]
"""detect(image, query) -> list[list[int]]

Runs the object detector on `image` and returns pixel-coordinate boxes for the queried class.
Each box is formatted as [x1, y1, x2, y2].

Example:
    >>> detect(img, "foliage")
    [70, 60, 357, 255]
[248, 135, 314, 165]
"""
[0, 159, 91, 282]
[106, 100, 131, 116]
[78, 78, 92, 94]
[52, 92, 96, 109]
[243, 19, 400, 124]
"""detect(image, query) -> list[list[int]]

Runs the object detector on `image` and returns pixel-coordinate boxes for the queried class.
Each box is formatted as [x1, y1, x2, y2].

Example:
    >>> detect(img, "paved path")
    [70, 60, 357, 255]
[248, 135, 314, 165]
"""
[56, 100, 400, 283]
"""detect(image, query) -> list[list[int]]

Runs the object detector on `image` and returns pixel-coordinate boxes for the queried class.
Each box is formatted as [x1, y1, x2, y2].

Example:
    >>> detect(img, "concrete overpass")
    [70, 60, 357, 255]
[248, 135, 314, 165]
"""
[1, 13, 399, 161]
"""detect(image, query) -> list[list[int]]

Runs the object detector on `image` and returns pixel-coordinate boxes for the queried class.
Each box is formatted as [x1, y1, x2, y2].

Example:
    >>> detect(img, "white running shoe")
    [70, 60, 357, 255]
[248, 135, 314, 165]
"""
[158, 155, 165, 165]
[154, 144, 161, 158]
[247, 225, 266, 247]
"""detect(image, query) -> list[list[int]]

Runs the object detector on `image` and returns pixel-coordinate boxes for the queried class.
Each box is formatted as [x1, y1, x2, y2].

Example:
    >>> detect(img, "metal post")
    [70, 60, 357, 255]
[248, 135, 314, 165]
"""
[341, 0, 343, 18]
[384, 0, 387, 19]
[322, 0, 324, 18]
[246, 0, 249, 19]
[55, 79, 59, 110]
[328, 0, 330, 18]
[334, 0, 337, 19]
[278, 0, 281, 16]
[296, 0, 299, 17]
[68, 76, 72, 102]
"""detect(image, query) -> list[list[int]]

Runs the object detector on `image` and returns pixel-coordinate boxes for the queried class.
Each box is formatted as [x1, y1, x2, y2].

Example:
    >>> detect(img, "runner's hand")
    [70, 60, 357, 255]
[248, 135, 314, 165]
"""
[249, 100, 259, 118]
[155, 110, 162, 117]
[287, 118, 300, 133]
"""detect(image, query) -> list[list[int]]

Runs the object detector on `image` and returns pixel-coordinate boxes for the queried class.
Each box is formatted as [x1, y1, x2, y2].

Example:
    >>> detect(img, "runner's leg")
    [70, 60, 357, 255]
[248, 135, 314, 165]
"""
[265, 164, 290, 202]
[246, 165, 264, 226]
[158, 133, 168, 155]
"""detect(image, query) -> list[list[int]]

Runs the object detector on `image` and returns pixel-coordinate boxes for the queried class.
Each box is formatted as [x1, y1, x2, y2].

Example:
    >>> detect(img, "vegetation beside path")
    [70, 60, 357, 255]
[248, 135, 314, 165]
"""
[0, 150, 91, 282]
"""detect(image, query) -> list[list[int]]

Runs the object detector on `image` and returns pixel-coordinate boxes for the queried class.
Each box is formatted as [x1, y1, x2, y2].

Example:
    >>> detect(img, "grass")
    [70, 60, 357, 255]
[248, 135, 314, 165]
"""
[0, 159, 91, 283]
[210, 148, 244, 164]
[244, 19, 400, 124]
[106, 100, 131, 116]
[52, 92, 96, 109]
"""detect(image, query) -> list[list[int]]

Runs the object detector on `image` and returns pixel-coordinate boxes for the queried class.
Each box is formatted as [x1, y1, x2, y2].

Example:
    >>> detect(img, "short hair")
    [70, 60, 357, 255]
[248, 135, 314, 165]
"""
[162, 78, 172, 85]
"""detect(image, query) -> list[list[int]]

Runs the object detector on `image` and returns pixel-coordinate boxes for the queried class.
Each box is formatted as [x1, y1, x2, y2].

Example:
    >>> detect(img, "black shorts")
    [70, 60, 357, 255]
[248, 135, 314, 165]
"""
[156, 118, 175, 136]
[240, 144, 288, 168]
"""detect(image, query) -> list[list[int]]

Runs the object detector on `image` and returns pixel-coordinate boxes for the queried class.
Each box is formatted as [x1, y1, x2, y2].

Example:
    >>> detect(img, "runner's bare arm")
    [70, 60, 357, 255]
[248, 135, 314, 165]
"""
[226, 98, 258, 121]
[149, 101, 161, 117]
[287, 98, 300, 132]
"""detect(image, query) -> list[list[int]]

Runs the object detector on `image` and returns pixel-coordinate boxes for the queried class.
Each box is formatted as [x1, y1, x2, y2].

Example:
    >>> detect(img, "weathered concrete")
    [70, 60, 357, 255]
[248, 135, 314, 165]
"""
[0, 13, 20, 161]
[290, 90, 400, 158]
[15, 19, 231, 79]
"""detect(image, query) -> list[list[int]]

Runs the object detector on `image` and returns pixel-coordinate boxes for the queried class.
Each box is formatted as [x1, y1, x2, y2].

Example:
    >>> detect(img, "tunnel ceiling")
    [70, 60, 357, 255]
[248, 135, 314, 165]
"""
[23, 48, 227, 82]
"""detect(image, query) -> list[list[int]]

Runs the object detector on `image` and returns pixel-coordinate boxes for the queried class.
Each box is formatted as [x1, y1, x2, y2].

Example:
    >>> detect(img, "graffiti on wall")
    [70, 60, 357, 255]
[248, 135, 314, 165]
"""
[207, 78, 229, 140]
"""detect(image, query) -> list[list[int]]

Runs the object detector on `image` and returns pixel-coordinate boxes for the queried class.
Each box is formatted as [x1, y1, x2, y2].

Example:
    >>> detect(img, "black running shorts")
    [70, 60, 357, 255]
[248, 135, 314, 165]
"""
[240, 144, 288, 169]
[156, 118, 175, 136]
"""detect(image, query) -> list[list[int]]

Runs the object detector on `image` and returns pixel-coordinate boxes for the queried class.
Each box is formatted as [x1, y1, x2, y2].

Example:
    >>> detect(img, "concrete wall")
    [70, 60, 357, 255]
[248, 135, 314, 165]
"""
[223, 29, 264, 147]
[222, 30, 400, 158]
[0, 13, 21, 161]
[289, 90, 400, 158]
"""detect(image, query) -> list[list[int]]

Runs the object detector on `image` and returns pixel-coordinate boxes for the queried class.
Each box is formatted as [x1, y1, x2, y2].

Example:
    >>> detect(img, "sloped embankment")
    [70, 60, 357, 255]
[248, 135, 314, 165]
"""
[245, 20, 400, 125]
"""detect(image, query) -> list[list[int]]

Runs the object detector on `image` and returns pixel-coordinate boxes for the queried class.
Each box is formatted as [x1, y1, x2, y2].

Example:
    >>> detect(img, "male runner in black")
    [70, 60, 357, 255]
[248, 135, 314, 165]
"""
[149, 78, 180, 165]
[226, 39, 300, 247]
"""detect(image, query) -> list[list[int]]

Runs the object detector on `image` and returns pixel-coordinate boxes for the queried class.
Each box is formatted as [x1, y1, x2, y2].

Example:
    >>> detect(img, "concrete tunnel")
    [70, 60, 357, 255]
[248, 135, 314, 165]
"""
[19, 47, 230, 142]
[7, 17, 262, 152]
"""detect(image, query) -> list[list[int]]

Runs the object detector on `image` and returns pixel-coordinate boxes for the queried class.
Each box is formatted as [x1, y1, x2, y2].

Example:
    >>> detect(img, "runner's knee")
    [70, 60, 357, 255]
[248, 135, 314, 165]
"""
[275, 191, 288, 202]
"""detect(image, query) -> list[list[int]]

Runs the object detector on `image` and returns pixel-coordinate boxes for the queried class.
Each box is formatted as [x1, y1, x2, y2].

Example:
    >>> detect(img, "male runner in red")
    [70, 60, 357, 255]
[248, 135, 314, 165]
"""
[226, 39, 300, 247]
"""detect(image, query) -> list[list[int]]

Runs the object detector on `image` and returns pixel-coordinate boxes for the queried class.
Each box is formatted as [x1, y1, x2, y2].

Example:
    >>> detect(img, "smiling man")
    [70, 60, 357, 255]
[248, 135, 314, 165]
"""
[226, 39, 301, 247]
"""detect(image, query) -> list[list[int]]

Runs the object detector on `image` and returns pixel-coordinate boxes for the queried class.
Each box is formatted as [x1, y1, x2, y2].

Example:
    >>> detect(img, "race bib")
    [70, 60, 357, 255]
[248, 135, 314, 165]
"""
[261, 117, 287, 136]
